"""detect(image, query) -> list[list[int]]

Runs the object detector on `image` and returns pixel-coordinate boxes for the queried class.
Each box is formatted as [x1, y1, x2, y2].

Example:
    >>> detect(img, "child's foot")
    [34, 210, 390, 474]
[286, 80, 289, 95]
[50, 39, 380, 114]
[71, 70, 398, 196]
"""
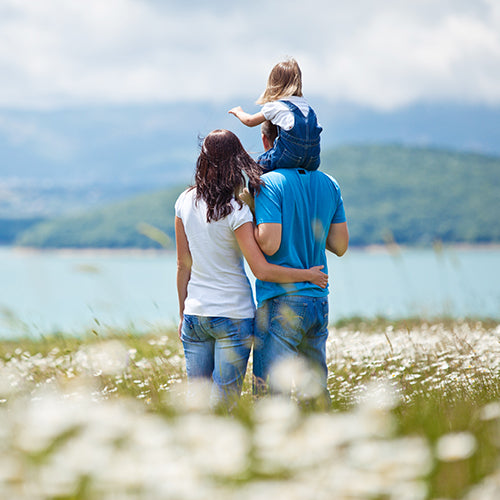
[239, 188, 255, 214]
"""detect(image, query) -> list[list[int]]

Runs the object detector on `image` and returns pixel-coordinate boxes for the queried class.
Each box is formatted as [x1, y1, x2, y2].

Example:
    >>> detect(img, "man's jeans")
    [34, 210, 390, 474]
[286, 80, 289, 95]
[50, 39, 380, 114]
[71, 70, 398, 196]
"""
[181, 315, 253, 407]
[253, 295, 330, 401]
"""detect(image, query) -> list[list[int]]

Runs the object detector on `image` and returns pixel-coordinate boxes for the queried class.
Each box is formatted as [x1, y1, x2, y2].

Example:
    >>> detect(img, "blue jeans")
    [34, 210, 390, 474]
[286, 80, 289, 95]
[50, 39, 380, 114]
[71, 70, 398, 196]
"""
[253, 295, 330, 401]
[181, 315, 253, 407]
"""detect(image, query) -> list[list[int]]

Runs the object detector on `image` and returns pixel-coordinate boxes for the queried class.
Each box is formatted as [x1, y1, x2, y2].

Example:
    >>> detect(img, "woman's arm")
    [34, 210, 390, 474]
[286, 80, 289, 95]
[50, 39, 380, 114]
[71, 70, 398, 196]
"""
[175, 216, 192, 338]
[228, 106, 266, 128]
[235, 222, 328, 288]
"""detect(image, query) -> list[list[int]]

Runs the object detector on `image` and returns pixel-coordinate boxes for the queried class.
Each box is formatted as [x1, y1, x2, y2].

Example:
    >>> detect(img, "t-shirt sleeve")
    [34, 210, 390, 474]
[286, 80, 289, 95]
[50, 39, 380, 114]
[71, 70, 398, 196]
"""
[326, 175, 347, 224]
[261, 101, 294, 130]
[261, 102, 279, 121]
[255, 175, 283, 225]
[331, 196, 346, 224]
[174, 191, 186, 219]
[229, 200, 254, 231]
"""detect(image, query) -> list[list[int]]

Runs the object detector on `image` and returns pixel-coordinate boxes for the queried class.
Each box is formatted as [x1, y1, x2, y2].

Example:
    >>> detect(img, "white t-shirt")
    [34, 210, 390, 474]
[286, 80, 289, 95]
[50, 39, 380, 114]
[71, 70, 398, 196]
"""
[175, 188, 255, 319]
[261, 96, 312, 131]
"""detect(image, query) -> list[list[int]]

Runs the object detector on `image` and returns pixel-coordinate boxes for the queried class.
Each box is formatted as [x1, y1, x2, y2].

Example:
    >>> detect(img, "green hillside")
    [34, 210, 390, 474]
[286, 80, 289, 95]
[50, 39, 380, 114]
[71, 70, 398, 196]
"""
[0, 218, 44, 245]
[323, 145, 500, 246]
[15, 144, 500, 249]
[15, 186, 183, 249]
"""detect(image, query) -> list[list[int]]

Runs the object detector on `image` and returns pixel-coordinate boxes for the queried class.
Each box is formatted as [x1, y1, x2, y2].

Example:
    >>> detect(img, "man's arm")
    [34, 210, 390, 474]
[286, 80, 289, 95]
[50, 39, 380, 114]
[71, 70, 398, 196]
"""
[254, 222, 282, 256]
[326, 222, 349, 256]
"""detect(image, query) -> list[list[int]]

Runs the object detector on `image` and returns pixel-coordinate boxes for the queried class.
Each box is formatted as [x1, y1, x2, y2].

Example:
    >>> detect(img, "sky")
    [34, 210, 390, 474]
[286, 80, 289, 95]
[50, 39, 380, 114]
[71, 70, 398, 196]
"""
[1, 0, 500, 112]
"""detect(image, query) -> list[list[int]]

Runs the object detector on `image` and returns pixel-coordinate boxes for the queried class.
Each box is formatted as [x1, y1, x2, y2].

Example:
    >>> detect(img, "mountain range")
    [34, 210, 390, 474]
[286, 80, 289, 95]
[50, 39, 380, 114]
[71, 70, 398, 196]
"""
[1, 100, 499, 192]
[11, 144, 500, 249]
[1, 99, 499, 248]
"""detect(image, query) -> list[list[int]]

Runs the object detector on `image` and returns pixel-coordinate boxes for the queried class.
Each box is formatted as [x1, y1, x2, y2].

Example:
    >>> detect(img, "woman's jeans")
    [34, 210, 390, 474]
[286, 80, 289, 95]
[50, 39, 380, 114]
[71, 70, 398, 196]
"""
[181, 315, 253, 407]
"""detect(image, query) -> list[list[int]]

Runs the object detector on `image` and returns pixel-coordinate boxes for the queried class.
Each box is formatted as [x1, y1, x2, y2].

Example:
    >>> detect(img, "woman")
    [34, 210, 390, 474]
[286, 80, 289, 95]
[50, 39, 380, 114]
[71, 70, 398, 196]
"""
[175, 129, 327, 407]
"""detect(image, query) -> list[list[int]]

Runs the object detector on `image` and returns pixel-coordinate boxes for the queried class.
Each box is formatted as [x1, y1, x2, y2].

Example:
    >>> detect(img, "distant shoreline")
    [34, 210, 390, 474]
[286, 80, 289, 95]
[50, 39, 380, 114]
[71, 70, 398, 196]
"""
[1, 245, 177, 256]
[357, 242, 500, 253]
[2, 242, 500, 256]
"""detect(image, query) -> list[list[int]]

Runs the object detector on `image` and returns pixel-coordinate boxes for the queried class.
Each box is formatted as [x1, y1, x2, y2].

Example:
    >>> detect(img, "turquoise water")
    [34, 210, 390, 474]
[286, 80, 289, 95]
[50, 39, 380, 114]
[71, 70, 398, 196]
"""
[1, 246, 499, 337]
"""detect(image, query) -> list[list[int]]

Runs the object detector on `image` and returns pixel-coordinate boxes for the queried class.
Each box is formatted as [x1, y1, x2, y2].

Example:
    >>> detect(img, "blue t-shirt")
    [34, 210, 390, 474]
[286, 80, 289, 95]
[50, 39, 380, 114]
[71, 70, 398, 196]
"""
[254, 168, 346, 305]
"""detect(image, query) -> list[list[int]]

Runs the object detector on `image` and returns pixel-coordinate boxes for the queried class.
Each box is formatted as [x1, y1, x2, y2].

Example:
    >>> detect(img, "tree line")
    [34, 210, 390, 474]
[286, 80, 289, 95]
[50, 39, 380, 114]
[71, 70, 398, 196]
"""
[6, 144, 500, 249]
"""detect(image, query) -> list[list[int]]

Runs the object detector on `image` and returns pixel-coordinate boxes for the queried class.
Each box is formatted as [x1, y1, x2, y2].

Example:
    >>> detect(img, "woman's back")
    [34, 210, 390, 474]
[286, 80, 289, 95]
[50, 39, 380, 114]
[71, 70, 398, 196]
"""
[175, 188, 255, 319]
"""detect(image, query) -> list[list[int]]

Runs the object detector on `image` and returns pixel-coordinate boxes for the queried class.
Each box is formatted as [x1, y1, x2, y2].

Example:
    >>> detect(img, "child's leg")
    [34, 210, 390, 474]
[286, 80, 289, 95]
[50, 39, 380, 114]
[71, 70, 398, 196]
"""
[257, 149, 274, 175]
[301, 154, 321, 171]
[260, 141, 305, 171]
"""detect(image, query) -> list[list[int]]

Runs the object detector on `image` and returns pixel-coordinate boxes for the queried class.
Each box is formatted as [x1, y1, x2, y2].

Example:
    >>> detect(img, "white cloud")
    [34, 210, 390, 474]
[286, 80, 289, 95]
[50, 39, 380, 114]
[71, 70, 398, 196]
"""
[0, 0, 499, 110]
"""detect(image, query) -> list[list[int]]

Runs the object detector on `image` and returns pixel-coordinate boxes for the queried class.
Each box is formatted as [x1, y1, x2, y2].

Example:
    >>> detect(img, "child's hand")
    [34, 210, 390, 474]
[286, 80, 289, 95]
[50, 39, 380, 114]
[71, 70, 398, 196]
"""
[308, 265, 328, 289]
[228, 107, 265, 127]
[228, 106, 243, 117]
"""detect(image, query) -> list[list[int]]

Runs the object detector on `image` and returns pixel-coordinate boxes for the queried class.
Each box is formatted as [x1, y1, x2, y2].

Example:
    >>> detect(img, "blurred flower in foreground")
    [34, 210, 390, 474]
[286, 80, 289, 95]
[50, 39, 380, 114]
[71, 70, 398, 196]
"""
[436, 432, 477, 462]
[268, 356, 324, 400]
[358, 379, 400, 412]
[480, 401, 500, 422]
[167, 379, 213, 413]
[76, 340, 129, 376]
[0, 320, 499, 499]
[465, 473, 500, 500]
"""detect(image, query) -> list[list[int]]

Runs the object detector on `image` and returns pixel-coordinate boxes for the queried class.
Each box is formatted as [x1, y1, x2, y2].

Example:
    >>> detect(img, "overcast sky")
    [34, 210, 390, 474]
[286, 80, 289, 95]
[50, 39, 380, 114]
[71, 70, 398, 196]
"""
[1, 0, 499, 111]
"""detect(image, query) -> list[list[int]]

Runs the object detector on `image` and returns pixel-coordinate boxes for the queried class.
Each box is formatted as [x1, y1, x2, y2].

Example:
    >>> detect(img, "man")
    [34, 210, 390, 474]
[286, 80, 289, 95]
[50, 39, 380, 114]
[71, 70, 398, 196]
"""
[253, 121, 349, 403]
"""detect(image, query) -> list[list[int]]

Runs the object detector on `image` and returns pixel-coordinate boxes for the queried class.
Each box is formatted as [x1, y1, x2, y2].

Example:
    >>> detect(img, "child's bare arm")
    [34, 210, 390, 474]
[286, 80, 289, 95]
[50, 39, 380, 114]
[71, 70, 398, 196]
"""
[228, 106, 266, 127]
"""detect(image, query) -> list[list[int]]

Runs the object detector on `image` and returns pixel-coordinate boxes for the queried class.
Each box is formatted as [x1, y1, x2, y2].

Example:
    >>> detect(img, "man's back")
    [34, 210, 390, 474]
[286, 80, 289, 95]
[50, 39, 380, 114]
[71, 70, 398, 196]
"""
[254, 168, 346, 305]
[252, 166, 348, 399]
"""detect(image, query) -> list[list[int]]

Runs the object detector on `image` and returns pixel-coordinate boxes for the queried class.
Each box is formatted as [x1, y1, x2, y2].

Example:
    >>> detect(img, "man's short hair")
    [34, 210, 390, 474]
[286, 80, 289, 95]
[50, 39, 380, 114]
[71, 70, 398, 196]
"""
[261, 120, 278, 144]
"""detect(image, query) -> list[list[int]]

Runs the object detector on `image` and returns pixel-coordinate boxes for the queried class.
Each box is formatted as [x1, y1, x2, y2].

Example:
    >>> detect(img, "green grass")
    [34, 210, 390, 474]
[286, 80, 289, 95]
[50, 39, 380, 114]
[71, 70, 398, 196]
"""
[1, 318, 500, 499]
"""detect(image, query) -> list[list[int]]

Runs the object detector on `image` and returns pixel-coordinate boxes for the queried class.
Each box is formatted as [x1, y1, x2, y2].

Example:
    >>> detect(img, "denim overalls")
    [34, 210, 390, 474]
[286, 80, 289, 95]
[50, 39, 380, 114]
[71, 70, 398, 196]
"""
[258, 100, 322, 173]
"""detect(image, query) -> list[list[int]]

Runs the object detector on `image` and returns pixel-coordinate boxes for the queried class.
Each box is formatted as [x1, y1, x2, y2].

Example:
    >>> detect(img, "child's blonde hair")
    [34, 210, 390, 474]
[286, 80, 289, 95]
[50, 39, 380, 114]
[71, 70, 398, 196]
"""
[256, 58, 303, 105]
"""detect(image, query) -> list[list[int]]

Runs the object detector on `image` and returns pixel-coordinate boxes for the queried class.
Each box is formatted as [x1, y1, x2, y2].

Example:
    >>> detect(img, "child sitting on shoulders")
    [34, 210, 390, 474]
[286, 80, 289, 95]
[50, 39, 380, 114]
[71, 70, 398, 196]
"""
[229, 57, 322, 174]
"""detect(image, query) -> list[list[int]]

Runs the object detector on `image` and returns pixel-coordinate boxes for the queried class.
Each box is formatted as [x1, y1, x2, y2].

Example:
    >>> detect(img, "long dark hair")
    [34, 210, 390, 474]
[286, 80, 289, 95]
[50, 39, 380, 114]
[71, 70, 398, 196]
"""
[194, 129, 263, 222]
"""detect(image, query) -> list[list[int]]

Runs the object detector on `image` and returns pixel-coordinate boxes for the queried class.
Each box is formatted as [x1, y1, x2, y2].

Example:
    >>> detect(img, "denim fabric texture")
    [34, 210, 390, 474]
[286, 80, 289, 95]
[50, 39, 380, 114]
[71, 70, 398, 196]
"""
[181, 314, 253, 407]
[253, 295, 330, 400]
[258, 100, 322, 173]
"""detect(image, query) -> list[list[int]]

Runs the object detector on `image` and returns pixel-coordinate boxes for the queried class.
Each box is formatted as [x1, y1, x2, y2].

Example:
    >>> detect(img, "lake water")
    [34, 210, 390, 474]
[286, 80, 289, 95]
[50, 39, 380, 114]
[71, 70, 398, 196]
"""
[1, 246, 499, 338]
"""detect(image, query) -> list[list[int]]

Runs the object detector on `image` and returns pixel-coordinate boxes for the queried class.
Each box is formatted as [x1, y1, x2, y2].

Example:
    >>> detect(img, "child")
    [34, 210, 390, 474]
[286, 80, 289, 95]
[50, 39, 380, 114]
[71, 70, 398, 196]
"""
[229, 57, 322, 174]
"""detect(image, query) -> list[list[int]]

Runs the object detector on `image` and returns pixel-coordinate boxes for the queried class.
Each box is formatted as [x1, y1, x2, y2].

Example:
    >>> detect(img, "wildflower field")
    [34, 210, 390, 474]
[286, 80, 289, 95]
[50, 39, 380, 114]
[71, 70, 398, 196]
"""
[1, 317, 500, 499]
